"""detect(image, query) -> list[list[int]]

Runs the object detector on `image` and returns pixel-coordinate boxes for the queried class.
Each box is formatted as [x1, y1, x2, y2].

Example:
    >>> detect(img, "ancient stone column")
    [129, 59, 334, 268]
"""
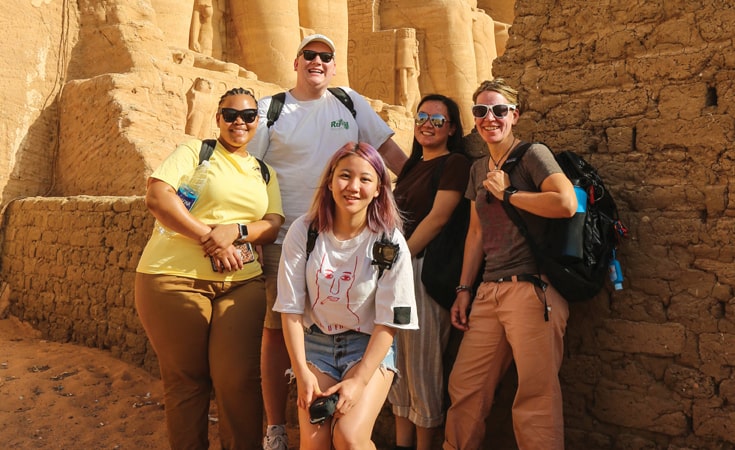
[229, 0, 301, 87]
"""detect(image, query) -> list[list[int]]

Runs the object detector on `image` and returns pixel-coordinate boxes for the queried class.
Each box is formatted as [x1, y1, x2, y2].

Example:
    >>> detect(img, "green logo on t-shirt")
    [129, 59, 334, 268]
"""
[330, 119, 350, 130]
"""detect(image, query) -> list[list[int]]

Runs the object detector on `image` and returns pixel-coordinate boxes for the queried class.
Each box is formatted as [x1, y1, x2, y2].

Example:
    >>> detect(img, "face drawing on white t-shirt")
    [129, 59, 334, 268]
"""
[314, 254, 360, 331]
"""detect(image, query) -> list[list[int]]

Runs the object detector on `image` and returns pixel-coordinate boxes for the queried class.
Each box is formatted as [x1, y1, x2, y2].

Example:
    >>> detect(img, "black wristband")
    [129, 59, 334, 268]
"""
[503, 186, 518, 203]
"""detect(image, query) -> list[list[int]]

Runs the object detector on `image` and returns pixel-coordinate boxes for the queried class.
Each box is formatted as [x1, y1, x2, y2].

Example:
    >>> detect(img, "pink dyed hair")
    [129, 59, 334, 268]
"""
[307, 142, 403, 235]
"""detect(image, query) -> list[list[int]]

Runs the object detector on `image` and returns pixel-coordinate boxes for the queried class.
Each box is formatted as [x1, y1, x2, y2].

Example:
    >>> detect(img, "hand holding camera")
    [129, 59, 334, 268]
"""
[308, 393, 340, 425]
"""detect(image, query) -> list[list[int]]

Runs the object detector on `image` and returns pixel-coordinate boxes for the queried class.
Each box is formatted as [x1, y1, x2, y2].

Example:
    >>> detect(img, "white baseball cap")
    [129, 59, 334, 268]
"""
[297, 34, 336, 55]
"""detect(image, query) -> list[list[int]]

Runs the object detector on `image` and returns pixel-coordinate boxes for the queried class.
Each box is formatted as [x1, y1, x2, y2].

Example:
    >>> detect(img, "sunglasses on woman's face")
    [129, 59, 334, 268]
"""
[299, 50, 334, 63]
[220, 108, 258, 123]
[471, 103, 517, 120]
[415, 111, 449, 128]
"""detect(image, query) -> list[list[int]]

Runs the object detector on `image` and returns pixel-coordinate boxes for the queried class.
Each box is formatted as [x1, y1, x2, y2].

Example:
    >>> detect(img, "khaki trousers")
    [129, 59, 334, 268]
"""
[443, 278, 568, 450]
[135, 273, 266, 450]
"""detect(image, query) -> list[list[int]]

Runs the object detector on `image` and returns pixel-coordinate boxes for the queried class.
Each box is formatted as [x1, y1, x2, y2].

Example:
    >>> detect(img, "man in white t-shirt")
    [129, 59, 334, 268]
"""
[248, 33, 407, 450]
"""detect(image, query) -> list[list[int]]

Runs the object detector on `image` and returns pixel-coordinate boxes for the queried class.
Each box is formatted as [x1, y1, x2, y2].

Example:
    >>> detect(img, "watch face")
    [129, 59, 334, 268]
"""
[238, 224, 248, 238]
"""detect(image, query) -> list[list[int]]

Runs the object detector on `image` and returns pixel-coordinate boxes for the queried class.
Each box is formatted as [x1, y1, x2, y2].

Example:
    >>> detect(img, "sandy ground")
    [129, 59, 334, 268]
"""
[0, 315, 516, 449]
[0, 316, 223, 449]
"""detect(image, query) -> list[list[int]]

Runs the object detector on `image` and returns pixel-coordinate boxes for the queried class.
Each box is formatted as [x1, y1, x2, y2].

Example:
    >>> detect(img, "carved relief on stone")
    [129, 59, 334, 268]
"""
[185, 77, 217, 139]
[376, 0, 479, 127]
[395, 28, 420, 114]
[471, 7, 497, 82]
[189, 0, 214, 56]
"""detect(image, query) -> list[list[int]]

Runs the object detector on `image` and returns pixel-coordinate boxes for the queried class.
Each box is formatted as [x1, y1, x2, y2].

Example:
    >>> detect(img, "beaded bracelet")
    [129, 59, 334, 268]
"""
[455, 284, 472, 293]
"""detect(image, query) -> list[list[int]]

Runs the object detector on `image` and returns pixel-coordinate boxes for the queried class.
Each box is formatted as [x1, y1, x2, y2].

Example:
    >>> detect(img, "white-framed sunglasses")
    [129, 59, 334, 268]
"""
[471, 103, 517, 119]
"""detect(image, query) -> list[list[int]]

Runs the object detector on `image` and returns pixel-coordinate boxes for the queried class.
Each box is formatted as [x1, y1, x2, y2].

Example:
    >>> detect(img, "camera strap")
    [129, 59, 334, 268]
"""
[305, 223, 398, 279]
[371, 232, 399, 278]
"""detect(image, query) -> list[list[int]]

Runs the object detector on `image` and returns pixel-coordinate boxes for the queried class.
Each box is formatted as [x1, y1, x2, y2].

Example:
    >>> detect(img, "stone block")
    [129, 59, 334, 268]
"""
[596, 319, 685, 356]
[592, 384, 688, 436]
[663, 364, 715, 399]
[698, 332, 735, 376]
[636, 116, 732, 152]
[667, 293, 720, 333]
[692, 402, 735, 444]
[589, 89, 649, 122]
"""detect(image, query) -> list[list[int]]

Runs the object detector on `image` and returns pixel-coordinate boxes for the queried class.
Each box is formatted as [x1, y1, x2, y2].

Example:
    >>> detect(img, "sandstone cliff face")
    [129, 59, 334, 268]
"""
[3, 0, 735, 449]
[2, 0, 512, 201]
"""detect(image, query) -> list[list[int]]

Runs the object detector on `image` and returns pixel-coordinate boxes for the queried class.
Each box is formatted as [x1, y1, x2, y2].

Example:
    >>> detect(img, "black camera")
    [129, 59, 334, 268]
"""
[309, 393, 339, 425]
[371, 238, 399, 272]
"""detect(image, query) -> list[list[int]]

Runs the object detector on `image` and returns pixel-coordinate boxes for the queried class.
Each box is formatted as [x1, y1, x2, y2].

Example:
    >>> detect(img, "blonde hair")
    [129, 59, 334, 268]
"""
[472, 78, 519, 108]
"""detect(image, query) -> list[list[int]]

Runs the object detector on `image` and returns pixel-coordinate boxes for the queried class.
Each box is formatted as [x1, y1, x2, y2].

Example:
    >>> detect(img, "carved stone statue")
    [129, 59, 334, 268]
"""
[471, 6, 497, 82]
[228, 0, 301, 87]
[189, 0, 214, 56]
[395, 28, 421, 114]
[185, 77, 217, 139]
[361, 0, 480, 125]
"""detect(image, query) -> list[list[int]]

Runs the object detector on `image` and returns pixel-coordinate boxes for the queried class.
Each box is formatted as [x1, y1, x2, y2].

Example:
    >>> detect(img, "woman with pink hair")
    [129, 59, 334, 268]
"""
[274, 142, 418, 449]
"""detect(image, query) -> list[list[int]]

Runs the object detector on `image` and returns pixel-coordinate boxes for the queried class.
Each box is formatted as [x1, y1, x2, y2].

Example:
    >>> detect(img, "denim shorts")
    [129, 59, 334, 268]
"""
[304, 325, 397, 381]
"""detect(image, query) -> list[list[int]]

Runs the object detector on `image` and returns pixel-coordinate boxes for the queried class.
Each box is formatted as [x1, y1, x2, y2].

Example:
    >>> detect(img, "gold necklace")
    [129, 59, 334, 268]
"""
[489, 138, 517, 170]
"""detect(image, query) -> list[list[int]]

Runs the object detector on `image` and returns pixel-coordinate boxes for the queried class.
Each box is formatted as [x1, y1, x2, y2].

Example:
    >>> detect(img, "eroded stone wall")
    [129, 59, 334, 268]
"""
[490, 0, 735, 447]
[0, 197, 158, 374]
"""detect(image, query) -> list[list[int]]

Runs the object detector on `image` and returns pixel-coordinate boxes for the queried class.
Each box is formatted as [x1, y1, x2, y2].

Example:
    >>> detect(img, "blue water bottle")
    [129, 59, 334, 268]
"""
[608, 249, 623, 291]
[157, 160, 210, 236]
[574, 183, 587, 213]
[176, 160, 210, 210]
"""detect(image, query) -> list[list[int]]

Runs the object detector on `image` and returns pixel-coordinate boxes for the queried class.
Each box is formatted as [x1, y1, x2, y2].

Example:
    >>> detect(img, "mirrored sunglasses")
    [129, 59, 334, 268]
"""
[220, 108, 258, 123]
[471, 103, 517, 119]
[299, 49, 334, 63]
[415, 111, 449, 128]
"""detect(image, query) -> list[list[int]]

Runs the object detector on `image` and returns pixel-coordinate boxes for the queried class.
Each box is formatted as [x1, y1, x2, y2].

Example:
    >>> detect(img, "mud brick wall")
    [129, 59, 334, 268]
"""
[487, 0, 735, 448]
[0, 196, 159, 374]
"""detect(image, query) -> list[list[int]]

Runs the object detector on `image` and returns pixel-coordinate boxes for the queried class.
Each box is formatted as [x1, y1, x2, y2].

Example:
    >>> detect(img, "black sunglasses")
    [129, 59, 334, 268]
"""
[472, 104, 517, 119]
[220, 108, 258, 123]
[415, 111, 449, 128]
[300, 49, 334, 63]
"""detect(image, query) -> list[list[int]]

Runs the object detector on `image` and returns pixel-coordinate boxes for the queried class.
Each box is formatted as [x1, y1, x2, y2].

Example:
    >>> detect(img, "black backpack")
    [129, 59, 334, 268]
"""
[199, 139, 270, 184]
[419, 155, 479, 310]
[266, 87, 356, 128]
[501, 143, 626, 302]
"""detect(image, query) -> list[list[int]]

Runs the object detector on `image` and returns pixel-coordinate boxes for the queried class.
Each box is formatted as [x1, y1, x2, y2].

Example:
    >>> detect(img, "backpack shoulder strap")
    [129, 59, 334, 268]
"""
[266, 92, 287, 128]
[499, 141, 543, 276]
[500, 141, 533, 175]
[257, 159, 270, 185]
[199, 139, 217, 164]
[328, 87, 357, 118]
[306, 222, 318, 261]
[267, 89, 355, 128]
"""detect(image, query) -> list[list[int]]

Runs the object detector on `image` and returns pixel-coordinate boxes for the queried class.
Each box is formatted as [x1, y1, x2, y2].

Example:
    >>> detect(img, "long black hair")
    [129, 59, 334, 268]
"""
[398, 94, 464, 180]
